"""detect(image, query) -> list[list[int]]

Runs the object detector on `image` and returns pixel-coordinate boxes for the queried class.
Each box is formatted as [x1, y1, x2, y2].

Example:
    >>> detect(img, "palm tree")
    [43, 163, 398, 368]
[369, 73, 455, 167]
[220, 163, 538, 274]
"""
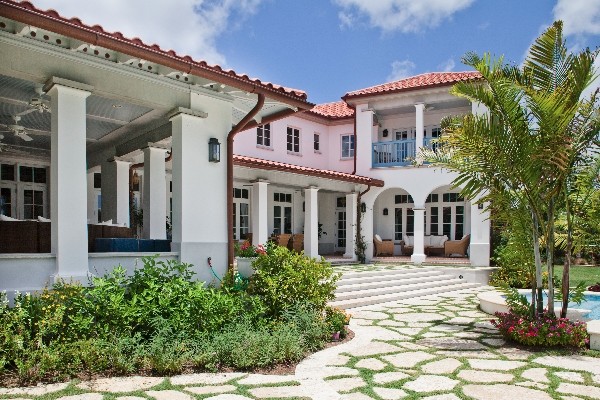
[424, 21, 599, 317]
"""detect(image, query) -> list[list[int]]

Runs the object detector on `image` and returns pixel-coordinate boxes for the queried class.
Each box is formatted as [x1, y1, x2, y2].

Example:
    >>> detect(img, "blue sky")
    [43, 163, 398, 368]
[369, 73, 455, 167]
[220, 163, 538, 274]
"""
[34, 0, 600, 104]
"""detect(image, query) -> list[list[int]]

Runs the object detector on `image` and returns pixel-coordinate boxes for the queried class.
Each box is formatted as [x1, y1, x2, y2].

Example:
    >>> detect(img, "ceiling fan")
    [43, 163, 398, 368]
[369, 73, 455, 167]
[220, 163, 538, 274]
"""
[18, 85, 50, 116]
[0, 115, 34, 141]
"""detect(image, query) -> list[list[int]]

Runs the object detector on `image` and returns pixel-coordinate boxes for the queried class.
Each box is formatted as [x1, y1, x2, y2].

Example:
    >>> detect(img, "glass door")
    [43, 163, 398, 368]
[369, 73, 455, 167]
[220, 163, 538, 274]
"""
[336, 210, 346, 251]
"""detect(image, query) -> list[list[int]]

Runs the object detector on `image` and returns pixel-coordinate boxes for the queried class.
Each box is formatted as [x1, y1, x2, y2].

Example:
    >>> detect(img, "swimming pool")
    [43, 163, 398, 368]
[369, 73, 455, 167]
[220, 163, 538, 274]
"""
[522, 292, 600, 320]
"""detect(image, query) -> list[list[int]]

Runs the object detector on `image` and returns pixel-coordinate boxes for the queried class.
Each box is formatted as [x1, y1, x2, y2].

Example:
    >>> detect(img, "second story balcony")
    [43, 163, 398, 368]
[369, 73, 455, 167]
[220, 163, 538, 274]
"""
[372, 137, 438, 167]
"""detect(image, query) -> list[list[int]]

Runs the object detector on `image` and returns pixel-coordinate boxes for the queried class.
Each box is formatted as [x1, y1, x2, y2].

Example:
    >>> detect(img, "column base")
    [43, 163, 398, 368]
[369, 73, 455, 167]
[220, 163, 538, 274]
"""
[411, 253, 427, 264]
[343, 252, 357, 260]
[172, 241, 228, 286]
[51, 273, 93, 286]
[469, 243, 490, 267]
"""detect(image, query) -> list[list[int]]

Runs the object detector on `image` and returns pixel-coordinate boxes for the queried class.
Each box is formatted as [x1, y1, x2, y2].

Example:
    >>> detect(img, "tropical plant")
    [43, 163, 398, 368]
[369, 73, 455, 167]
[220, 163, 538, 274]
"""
[424, 21, 599, 317]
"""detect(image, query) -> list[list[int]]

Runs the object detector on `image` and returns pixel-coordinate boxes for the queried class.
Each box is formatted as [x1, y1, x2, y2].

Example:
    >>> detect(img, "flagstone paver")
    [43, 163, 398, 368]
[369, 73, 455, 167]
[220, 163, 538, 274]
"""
[116, 397, 147, 400]
[236, 374, 297, 385]
[557, 382, 600, 399]
[462, 384, 553, 400]
[77, 376, 164, 392]
[185, 385, 237, 395]
[418, 338, 487, 350]
[344, 393, 376, 400]
[170, 373, 246, 385]
[467, 358, 526, 371]
[372, 371, 412, 384]
[56, 395, 103, 400]
[402, 375, 459, 392]
[457, 369, 513, 383]
[0, 382, 69, 396]
[421, 358, 462, 374]
[372, 387, 408, 399]
[146, 390, 193, 400]
[421, 395, 461, 400]
[248, 385, 306, 398]
[382, 351, 437, 368]
[355, 358, 387, 371]
[555, 371, 585, 383]
[521, 368, 549, 383]
[346, 341, 401, 356]
[205, 395, 253, 400]
[324, 377, 366, 392]
[534, 355, 600, 374]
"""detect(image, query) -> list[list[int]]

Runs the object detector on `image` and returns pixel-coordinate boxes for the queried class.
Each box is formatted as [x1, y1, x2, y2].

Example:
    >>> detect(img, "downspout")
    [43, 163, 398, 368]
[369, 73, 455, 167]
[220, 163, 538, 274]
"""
[350, 104, 357, 175]
[227, 93, 266, 269]
[356, 184, 371, 263]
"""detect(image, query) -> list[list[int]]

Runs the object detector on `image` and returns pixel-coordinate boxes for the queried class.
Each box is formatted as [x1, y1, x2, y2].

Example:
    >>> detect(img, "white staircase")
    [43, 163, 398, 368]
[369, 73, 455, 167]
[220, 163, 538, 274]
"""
[329, 268, 480, 309]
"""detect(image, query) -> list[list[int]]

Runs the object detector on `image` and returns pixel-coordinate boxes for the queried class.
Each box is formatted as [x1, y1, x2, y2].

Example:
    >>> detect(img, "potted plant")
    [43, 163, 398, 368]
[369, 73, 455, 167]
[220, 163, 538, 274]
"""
[234, 241, 267, 278]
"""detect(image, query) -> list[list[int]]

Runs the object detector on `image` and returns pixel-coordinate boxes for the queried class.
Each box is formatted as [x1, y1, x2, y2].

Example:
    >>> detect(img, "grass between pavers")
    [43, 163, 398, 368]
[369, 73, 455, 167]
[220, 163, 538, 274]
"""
[326, 291, 600, 400]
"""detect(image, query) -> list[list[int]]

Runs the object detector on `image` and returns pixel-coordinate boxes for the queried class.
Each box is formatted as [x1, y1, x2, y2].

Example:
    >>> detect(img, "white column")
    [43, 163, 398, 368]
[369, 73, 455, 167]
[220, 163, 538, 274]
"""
[251, 180, 269, 246]
[170, 103, 230, 284]
[411, 207, 426, 264]
[470, 201, 491, 266]
[101, 158, 131, 227]
[362, 200, 374, 262]
[344, 192, 358, 259]
[142, 146, 167, 239]
[46, 78, 92, 282]
[304, 187, 319, 258]
[355, 103, 373, 175]
[415, 102, 425, 162]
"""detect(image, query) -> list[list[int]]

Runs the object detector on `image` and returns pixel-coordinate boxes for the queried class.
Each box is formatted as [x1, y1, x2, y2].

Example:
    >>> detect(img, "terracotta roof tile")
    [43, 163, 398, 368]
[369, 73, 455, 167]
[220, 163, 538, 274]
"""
[308, 101, 354, 119]
[344, 71, 482, 99]
[233, 155, 384, 187]
[0, 0, 308, 103]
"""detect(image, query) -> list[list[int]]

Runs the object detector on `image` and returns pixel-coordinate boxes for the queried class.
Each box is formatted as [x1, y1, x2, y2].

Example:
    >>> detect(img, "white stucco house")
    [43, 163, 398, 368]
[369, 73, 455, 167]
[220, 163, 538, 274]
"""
[0, 0, 490, 297]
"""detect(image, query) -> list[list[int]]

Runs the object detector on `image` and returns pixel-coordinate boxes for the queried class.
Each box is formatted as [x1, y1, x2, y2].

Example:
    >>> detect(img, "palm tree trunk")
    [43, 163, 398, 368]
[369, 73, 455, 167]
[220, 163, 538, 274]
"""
[561, 183, 573, 318]
[532, 209, 543, 316]
[546, 200, 555, 315]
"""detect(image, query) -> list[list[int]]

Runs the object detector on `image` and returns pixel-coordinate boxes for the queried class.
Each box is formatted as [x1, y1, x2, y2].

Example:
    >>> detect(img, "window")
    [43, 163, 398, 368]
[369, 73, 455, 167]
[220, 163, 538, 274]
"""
[233, 188, 250, 240]
[429, 206, 439, 235]
[0, 187, 12, 217]
[406, 208, 414, 236]
[313, 133, 320, 152]
[394, 208, 403, 240]
[394, 194, 413, 204]
[93, 173, 101, 189]
[287, 127, 300, 153]
[23, 189, 44, 219]
[233, 188, 249, 199]
[273, 192, 292, 203]
[19, 166, 46, 183]
[1, 164, 15, 181]
[431, 127, 441, 138]
[395, 129, 411, 140]
[257, 123, 271, 147]
[336, 196, 346, 208]
[341, 134, 354, 158]
[443, 193, 464, 202]
[273, 192, 292, 234]
[455, 205, 464, 239]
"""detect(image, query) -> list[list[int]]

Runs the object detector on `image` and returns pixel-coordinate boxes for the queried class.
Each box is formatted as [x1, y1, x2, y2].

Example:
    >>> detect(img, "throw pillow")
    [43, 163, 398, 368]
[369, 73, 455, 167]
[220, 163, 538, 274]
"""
[375, 233, 382, 242]
[0, 214, 19, 221]
[38, 216, 51, 222]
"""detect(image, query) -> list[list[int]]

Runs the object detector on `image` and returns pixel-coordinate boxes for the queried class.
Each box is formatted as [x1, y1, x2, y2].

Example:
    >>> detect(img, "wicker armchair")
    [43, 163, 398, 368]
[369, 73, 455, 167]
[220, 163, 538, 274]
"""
[374, 236, 394, 256]
[289, 233, 304, 253]
[444, 234, 471, 257]
[272, 233, 292, 248]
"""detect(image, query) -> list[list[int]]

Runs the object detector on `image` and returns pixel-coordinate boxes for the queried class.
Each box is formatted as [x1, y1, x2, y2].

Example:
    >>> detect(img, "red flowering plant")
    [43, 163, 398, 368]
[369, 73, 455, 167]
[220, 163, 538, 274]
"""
[491, 287, 589, 348]
[234, 240, 268, 258]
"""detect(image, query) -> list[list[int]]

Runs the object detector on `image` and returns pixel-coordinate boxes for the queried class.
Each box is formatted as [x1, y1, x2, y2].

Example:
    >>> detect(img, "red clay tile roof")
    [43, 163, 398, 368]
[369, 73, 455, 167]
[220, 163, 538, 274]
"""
[0, 0, 310, 106]
[233, 155, 384, 187]
[308, 101, 354, 119]
[343, 71, 482, 100]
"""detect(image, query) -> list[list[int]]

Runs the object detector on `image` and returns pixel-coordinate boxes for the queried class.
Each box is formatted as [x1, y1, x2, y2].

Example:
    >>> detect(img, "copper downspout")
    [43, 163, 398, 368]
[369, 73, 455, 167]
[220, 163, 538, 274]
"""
[227, 94, 265, 269]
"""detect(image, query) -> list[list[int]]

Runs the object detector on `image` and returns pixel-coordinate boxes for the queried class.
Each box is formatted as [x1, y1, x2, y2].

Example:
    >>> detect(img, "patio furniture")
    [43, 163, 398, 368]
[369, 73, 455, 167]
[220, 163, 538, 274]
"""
[374, 234, 394, 256]
[0, 220, 40, 253]
[88, 224, 135, 252]
[272, 233, 292, 248]
[289, 233, 304, 253]
[425, 235, 448, 256]
[402, 235, 414, 256]
[444, 234, 471, 257]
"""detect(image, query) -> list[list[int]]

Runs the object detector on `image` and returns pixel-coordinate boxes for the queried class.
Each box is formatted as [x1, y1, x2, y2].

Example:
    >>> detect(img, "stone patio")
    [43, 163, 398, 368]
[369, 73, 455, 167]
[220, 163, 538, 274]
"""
[3, 282, 600, 399]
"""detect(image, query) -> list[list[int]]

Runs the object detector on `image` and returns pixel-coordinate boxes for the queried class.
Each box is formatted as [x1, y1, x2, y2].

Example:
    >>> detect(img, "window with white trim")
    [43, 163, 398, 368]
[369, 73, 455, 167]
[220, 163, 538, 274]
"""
[313, 133, 320, 152]
[341, 134, 354, 158]
[256, 123, 271, 147]
[287, 127, 300, 153]
[233, 188, 250, 240]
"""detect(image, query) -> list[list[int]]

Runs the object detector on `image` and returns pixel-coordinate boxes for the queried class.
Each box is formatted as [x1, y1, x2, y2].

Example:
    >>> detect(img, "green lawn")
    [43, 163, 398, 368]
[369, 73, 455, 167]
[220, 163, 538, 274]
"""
[554, 264, 600, 288]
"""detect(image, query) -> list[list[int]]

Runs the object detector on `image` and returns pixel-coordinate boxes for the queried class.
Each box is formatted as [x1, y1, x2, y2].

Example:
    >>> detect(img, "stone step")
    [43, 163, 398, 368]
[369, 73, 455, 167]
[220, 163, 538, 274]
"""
[337, 267, 435, 280]
[335, 273, 451, 295]
[334, 276, 460, 301]
[337, 269, 442, 287]
[329, 281, 480, 309]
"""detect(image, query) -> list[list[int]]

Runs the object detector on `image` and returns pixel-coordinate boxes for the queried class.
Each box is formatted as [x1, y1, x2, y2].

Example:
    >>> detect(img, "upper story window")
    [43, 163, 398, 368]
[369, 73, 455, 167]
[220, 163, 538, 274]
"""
[341, 134, 354, 159]
[314, 133, 320, 152]
[395, 129, 411, 140]
[287, 127, 300, 154]
[256, 123, 271, 147]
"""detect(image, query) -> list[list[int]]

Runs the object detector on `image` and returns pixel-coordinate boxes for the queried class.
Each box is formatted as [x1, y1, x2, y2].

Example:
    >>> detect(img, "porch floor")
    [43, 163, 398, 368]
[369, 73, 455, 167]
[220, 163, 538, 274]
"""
[320, 254, 471, 266]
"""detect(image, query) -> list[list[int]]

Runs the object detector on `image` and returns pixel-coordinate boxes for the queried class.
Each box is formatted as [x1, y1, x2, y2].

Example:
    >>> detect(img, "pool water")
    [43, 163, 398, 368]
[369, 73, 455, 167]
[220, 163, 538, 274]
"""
[522, 292, 600, 319]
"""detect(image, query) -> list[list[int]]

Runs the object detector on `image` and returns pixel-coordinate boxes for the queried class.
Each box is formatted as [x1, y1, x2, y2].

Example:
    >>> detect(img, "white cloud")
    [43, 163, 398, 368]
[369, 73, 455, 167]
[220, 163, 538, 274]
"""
[333, 0, 475, 33]
[388, 59, 416, 81]
[554, 0, 600, 37]
[437, 58, 456, 72]
[32, 0, 263, 66]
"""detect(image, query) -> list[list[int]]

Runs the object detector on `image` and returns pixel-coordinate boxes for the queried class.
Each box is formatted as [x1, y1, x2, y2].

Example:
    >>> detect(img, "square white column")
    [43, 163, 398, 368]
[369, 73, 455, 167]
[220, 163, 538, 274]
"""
[344, 192, 358, 259]
[304, 187, 319, 258]
[142, 146, 167, 239]
[101, 158, 131, 227]
[470, 201, 490, 266]
[411, 207, 426, 264]
[170, 104, 229, 284]
[415, 103, 425, 161]
[251, 180, 269, 246]
[46, 78, 92, 282]
[355, 103, 373, 175]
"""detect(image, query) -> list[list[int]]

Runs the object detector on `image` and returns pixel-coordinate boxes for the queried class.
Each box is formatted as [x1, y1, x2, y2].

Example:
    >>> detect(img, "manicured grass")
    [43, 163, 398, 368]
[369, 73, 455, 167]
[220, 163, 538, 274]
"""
[554, 264, 600, 287]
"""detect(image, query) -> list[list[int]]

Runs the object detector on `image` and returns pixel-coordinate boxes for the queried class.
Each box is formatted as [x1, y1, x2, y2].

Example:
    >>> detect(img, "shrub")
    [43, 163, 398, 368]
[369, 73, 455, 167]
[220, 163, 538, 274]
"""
[247, 246, 340, 318]
[324, 307, 350, 338]
[491, 311, 589, 348]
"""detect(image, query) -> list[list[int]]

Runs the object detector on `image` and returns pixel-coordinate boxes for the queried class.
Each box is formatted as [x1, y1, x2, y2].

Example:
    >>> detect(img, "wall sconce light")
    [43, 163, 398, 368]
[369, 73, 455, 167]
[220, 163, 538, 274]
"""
[132, 171, 140, 191]
[383, 208, 388, 216]
[382, 129, 389, 137]
[478, 203, 484, 210]
[208, 138, 221, 163]
[361, 202, 366, 213]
